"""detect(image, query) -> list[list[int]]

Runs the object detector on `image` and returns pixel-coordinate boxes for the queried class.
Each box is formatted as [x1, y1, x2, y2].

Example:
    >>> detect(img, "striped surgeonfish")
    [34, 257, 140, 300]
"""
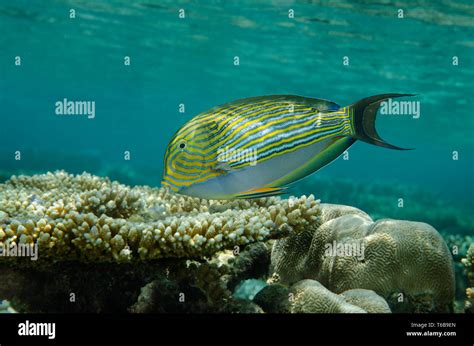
[162, 94, 413, 199]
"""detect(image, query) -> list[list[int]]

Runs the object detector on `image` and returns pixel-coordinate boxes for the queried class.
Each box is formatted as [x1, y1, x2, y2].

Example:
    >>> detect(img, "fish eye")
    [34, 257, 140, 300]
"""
[179, 142, 186, 150]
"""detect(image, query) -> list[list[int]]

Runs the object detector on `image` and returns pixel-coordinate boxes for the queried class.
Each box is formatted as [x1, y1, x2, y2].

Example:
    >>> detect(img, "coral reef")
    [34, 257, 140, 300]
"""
[441, 232, 472, 312]
[0, 172, 458, 314]
[461, 244, 474, 313]
[270, 204, 455, 312]
[0, 171, 319, 261]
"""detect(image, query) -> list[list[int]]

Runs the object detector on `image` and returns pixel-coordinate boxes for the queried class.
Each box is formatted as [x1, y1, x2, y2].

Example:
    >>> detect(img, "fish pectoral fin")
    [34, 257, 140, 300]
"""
[234, 186, 287, 199]
[212, 161, 232, 174]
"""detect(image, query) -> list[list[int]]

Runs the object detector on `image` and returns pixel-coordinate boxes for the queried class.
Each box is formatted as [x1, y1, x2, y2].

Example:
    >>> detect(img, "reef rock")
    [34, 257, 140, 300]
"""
[0, 241, 272, 313]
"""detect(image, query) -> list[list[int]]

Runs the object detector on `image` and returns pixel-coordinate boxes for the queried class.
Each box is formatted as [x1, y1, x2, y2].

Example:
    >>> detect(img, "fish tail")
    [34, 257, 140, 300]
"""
[349, 93, 415, 150]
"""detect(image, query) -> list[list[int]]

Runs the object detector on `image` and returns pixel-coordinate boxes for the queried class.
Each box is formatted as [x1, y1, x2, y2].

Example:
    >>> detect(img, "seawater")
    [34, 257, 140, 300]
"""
[0, 0, 473, 232]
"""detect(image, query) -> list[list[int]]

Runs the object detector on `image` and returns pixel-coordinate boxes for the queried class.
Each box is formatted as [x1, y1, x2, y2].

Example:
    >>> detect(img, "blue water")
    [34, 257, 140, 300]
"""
[1, 1, 473, 227]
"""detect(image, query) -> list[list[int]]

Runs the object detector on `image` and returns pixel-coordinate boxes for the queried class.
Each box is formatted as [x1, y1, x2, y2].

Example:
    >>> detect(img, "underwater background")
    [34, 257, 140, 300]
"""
[0, 0, 473, 299]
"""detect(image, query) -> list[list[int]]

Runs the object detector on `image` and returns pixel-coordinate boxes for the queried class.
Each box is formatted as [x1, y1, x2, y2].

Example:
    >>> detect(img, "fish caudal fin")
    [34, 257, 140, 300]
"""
[350, 93, 415, 150]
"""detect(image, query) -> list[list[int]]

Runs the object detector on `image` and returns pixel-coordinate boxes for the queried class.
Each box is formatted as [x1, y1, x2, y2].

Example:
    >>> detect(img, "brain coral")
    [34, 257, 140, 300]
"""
[0, 171, 320, 262]
[253, 280, 390, 313]
[290, 279, 366, 313]
[270, 204, 455, 312]
[340, 288, 391, 313]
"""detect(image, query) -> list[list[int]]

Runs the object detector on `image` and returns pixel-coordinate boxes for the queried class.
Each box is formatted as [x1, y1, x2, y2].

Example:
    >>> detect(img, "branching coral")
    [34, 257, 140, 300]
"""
[270, 203, 455, 312]
[0, 171, 320, 261]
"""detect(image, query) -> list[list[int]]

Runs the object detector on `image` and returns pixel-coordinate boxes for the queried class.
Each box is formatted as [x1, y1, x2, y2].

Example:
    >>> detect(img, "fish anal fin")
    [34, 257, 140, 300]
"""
[234, 186, 287, 199]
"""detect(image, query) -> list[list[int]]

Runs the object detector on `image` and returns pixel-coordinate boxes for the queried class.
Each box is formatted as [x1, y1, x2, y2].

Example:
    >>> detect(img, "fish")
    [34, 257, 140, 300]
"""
[162, 93, 414, 199]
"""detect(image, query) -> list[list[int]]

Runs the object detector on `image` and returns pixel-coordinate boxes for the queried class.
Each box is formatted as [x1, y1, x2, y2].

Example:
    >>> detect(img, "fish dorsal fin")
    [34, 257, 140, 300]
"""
[205, 95, 341, 115]
[234, 186, 287, 199]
